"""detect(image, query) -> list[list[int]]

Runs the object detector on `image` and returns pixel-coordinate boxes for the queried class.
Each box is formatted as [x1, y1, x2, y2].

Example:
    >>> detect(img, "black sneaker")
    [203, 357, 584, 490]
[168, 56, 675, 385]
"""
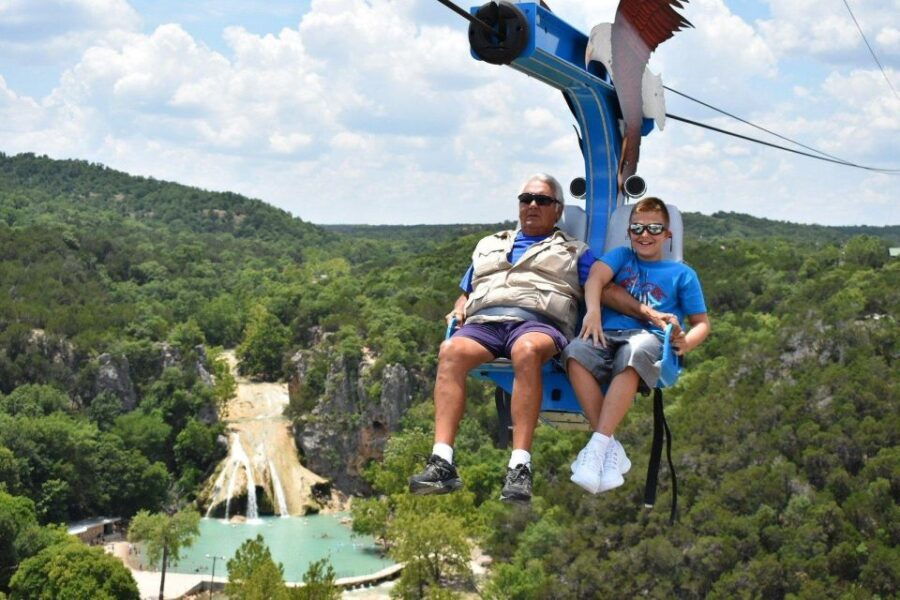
[500, 463, 532, 503]
[409, 455, 463, 495]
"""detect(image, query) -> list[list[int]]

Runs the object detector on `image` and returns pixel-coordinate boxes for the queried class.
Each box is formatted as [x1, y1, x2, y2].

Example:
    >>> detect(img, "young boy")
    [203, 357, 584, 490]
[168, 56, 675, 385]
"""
[564, 197, 711, 494]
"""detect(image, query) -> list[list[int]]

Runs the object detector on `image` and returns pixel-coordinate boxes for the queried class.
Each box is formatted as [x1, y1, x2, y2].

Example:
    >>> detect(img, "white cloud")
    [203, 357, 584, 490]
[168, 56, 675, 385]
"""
[758, 0, 900, 64]
[0, 0, 897, 226]
[0, 0, 140, 62]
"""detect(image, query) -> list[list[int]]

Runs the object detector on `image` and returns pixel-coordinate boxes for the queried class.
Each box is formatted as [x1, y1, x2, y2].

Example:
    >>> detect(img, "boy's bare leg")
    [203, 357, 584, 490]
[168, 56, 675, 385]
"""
[508, 332, 558, 451]
[433, 337, 494, 445]
[597, 367, 639, 436]
[565, 358, 606, 430]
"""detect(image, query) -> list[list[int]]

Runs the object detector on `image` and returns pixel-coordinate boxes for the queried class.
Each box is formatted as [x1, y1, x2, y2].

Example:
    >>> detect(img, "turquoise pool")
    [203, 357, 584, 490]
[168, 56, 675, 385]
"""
[161, 515, 393, 582]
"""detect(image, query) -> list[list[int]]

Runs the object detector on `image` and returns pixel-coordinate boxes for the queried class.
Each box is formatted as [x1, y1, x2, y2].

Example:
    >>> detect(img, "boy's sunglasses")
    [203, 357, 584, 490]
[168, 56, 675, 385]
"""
[629, 223, 667, 236]
[518, 193, 559, 207]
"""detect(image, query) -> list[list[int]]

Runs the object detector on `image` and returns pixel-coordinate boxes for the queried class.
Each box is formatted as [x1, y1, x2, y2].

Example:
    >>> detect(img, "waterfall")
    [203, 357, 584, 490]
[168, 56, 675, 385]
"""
[205, 466, 228, 518]
[222, 433, 259, 521]
[223, 462, 240, 520]
[269, 459, 289, 517]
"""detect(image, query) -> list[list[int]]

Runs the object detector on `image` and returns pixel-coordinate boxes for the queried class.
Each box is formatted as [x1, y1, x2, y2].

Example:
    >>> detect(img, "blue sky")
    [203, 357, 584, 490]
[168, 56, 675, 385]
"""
[0, 0, 897, 226]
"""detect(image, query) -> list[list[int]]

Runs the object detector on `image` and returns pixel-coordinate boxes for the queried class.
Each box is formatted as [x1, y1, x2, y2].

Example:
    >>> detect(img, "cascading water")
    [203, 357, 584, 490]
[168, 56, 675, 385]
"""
[269, 459, 289, 517]
[217, 433, 259, 521]
[205, 466, 228, 518]
[223, 462, 240, 520]
[203, 350, 329, 521]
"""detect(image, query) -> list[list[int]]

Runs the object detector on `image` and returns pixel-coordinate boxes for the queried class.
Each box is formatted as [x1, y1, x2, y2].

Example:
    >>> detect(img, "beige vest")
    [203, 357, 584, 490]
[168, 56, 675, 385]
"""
[465, 229, 588, 339]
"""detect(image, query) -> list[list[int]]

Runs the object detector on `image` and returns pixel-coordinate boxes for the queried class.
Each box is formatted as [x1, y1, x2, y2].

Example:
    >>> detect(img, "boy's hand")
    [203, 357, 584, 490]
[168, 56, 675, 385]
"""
[672, 328, 689, 355]
[579, 309, 606, 347]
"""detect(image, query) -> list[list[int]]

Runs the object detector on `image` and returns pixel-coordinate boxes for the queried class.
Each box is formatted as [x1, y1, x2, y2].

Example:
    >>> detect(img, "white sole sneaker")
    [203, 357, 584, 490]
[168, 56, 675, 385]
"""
[571, 441, 631, 474]
[570, 444, 605, 494]
[597, 443, 631, 493]
[570, 466, 601, 494]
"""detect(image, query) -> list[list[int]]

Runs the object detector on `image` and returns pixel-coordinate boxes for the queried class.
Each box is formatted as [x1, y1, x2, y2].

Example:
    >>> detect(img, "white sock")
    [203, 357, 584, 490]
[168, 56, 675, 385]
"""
[432, 443, 454, 464]
[508, 449, 531, 469]
[588, 432, 612, 455]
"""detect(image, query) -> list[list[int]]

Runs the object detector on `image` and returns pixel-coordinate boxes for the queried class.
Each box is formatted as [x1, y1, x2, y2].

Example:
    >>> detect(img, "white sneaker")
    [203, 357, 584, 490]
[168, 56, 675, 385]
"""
[571, 440, 630, 475]
[570, 442, 605, 494]
[597, 440, 632, 493]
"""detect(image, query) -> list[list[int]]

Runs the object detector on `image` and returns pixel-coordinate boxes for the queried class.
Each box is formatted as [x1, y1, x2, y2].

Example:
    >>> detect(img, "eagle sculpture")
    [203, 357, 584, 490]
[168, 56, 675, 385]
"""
[585, 0, 692, 192]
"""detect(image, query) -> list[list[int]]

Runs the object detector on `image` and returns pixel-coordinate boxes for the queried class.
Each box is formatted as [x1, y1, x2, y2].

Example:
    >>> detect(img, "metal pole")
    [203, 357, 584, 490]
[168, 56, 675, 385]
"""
[205, 554, 225, 598]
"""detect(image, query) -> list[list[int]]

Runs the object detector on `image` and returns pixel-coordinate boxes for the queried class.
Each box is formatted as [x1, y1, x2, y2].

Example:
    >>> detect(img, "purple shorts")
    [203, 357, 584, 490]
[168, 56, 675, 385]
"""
[451, 320, 568, 359]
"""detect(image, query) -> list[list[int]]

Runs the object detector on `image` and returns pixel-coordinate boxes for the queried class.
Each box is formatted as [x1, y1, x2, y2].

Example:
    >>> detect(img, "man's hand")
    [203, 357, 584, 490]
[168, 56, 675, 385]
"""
[446, 294, 468, 325]
[641, 305, 678, 330]
[579, 308, 606, 347]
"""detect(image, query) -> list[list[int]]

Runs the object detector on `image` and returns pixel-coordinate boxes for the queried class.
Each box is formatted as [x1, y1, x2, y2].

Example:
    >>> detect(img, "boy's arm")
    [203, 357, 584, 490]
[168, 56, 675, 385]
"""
[580, 261, 612, 346]
[674, 313, 711, 355]
[602, 283, 679, 330]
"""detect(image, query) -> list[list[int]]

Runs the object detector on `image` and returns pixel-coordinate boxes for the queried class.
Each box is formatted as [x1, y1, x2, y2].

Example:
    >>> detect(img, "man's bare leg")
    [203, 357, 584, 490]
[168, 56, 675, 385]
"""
[565, 358, 606, 430]
[433, 336, 494, 446]
[508, 332, 559, 451]
[410, 336, 493, 496]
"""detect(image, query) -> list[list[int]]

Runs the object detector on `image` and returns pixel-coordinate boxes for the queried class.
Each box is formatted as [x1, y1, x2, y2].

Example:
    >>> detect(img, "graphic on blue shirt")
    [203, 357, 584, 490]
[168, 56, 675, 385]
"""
[599, 246, 707, 332]
[459, 231, 597, 292]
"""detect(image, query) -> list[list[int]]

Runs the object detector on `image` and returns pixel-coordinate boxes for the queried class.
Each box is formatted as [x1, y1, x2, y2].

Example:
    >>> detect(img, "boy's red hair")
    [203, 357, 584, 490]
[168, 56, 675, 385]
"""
[630, 197, 670, 226]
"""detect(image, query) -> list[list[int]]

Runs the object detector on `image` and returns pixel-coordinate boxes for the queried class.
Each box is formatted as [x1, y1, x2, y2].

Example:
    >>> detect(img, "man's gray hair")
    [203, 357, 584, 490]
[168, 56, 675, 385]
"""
[520, 173, 565, 206]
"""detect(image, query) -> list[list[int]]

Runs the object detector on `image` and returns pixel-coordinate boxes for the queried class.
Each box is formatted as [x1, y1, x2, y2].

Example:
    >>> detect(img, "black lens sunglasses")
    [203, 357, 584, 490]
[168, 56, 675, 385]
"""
[518, 193, 559, 206]
[629, 222, 667, 236]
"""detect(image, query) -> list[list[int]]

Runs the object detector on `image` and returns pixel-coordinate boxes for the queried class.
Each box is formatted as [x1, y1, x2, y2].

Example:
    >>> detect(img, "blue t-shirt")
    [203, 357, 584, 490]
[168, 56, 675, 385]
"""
[599, 246, 707, 332]
[459, 231, 597, 292]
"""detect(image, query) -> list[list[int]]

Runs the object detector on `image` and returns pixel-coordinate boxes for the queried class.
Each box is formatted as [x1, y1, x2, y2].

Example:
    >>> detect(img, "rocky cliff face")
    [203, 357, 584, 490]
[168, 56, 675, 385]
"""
[94, 343, 218, 419]
[289, 350, 423, 494]
[95, 353, 138, 411]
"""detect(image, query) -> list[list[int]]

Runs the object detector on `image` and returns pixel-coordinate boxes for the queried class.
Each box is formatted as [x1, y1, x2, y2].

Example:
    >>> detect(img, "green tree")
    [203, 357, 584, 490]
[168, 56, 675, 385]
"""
[87, 391, 123, 430]
[112, 411, 172, 464]
[844, 235, 888, 269]
[0, 491, 38, 590]
[0, 385, 71, 417]
[127, 508, 200, 600]
[293, 558, 340, 600]
[9, 540, 139, 599]
[225, 534, 289, 600]
[387, 509, 471, 598]
[236, 305, 290, 380]
[174, 418, 221, 472]
[0, 446, 19, 493]
[168, 319, 206, 355]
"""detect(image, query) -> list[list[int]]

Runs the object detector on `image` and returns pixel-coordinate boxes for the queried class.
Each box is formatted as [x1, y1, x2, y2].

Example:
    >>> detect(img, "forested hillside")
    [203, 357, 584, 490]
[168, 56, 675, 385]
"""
[0, 152, 896, 598]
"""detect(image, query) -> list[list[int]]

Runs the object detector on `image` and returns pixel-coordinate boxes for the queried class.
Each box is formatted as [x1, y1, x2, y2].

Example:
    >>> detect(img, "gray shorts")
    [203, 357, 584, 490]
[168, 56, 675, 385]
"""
[561, 329, 663, 391]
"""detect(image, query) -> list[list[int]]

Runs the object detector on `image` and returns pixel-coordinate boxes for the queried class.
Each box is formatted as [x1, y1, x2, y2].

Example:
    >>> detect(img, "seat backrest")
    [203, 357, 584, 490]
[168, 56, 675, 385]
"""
[603, 202, 683, 262]
[558, 204, 588, 241]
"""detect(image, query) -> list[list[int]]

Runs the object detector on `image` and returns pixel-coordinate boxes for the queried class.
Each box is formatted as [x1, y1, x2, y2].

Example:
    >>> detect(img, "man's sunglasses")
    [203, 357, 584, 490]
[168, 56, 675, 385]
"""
[518, 193, 559, 206]
[628, 223, 667, 236]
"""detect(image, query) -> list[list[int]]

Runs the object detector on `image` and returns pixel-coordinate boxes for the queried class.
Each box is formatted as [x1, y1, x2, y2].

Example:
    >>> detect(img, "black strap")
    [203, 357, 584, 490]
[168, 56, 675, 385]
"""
[494, 387, 512, 449]
[643, 389, 678, 524]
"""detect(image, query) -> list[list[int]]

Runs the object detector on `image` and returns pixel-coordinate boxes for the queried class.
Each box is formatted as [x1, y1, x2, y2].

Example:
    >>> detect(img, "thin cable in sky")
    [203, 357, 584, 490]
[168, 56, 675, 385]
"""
[664, 85, 848, 162]
[841, 0, 899, 101]
[666, 113, 900, 173]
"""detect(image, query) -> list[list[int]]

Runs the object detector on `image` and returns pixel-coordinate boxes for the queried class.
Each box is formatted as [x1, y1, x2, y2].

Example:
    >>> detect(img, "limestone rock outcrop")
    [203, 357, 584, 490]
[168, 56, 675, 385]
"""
[95, 353, 138, 411]
[289, 351, 423, 495]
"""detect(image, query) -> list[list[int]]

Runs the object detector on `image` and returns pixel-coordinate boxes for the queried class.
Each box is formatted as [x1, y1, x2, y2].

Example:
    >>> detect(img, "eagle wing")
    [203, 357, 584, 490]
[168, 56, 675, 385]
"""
[616, 0, 693, 54]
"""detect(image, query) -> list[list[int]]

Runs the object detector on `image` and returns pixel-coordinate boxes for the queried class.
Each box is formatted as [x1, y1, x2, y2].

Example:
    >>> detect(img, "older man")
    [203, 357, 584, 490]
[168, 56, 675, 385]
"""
[409, 173, 664, 502]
